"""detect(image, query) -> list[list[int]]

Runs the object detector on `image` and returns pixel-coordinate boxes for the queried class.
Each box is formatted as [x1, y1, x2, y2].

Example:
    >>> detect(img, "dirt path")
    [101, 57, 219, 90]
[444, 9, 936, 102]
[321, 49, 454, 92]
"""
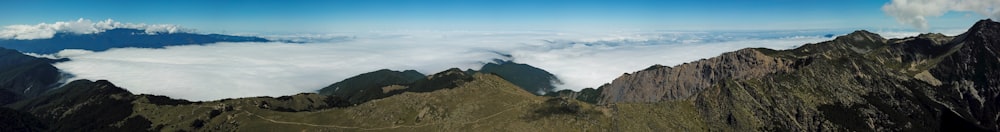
[244, 102, 527, 131]
[243, 111, 362, 129]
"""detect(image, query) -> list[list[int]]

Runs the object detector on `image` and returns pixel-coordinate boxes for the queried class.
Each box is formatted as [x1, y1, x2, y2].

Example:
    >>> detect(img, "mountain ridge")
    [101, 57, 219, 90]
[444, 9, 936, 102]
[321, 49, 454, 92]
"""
[2, 20, 1000, 131]
[0, 28, 269, 54]
[0, 47, 63, 105]
[595, 19, 1000, 131]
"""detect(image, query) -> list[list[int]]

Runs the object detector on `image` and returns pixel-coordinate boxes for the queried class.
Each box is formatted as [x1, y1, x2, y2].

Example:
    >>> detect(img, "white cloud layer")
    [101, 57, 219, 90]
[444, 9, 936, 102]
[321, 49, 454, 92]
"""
[0, 18, 192, 40]
[51, 30, 842, 101]
[883, 0, 1000, 30]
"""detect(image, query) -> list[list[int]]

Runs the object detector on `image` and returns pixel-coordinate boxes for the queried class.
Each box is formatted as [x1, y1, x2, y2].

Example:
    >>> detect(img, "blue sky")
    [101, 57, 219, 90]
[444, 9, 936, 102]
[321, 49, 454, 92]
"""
[0, 0, 987, 33]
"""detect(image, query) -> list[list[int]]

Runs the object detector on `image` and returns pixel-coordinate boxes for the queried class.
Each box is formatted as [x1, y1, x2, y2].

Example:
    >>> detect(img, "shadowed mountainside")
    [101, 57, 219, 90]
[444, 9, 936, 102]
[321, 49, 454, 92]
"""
[318, 60, 562, 105]
[478, 60, 562, 95]
[317, 69, 425, 104]
[0, 47, 63, 105]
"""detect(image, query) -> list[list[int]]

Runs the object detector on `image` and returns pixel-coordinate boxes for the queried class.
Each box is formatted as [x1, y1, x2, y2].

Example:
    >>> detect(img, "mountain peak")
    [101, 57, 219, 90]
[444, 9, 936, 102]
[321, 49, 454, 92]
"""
[916, 33, 947, 38]
[973, 19, 997, 28]
[842, 30, 884, 41]
[965, 19, 1000, 37]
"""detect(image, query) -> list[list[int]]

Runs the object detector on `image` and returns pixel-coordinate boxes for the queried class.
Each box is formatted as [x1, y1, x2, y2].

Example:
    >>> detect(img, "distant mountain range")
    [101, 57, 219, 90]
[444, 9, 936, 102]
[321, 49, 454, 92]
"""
[0, 28, 269, 54]
[3, 20, 1000, 131]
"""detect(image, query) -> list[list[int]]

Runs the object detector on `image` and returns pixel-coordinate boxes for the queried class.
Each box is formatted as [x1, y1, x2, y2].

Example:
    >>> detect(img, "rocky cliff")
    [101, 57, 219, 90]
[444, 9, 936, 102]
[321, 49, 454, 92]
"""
[597, 19, 1000, 131]
[600, 48, 801, 103]
[924, 19, 1000, 130]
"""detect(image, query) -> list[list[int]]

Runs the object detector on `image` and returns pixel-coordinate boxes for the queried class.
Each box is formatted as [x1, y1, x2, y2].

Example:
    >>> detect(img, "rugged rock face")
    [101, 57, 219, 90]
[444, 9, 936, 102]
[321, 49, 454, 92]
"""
[600, 48, 800, 103]
[925, 19, 1000, 130]
[598, 29, 891, 104]
[597, 20, 1000, 131]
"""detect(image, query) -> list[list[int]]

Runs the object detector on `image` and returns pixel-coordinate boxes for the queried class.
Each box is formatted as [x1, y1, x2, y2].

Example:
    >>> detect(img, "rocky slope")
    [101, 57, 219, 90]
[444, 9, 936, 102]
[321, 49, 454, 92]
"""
[925, 19, 1000, 130]
[600, 47, 801, 103]
[596, 19, 1000, 131]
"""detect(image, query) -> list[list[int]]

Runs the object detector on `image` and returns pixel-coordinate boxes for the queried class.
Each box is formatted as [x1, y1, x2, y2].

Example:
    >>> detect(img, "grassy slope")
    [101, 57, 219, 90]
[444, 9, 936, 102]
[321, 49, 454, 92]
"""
[129, 73, 611, 131]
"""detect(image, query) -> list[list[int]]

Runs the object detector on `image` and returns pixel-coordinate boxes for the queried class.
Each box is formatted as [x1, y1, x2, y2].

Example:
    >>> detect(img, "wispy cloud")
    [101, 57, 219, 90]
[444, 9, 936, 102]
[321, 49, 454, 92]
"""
[883, 0, 1000, 31]
[0, 18, 192, 40]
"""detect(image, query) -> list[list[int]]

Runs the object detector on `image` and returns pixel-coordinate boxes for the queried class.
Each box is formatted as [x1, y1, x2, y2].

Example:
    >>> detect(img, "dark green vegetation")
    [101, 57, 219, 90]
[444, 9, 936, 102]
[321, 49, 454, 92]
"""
[0, 48, 62, 105]
[317, 60, 562, 105]
[479, 59, 562, 95]
[317, 69, 425, 104]
[0, 107, 46, 131]
[544, 87, 602, 104]
[3, 20, 1000, 131]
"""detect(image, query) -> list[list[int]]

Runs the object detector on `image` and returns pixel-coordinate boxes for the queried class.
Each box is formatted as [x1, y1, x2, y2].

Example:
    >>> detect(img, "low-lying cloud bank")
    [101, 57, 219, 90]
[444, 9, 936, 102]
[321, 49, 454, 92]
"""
[0, 18, 191, 40]
[49, 29, 962, 101]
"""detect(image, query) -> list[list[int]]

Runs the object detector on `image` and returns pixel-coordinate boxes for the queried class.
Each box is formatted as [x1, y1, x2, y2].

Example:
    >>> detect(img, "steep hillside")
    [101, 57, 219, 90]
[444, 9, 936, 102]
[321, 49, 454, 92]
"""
[7, 80, 145, 131]
[0, 48, 62, 105]
[596, 19, 1000, 131]
[600, 48, 801, 103]
[479, 60, 562, 95]
[5, 70, 610, 131]
[925, 19, 1000, 130]
[221, 73, 607, 131]
[317, 69, 425, 104]
[0, 107, 47, 131]
[318, 60, 562, 105]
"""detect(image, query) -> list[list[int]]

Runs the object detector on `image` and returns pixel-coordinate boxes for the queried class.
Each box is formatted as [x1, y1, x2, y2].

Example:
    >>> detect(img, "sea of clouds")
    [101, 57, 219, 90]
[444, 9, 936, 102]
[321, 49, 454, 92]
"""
[44, 30, 856, 101]
[8, 19, 967, 101]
